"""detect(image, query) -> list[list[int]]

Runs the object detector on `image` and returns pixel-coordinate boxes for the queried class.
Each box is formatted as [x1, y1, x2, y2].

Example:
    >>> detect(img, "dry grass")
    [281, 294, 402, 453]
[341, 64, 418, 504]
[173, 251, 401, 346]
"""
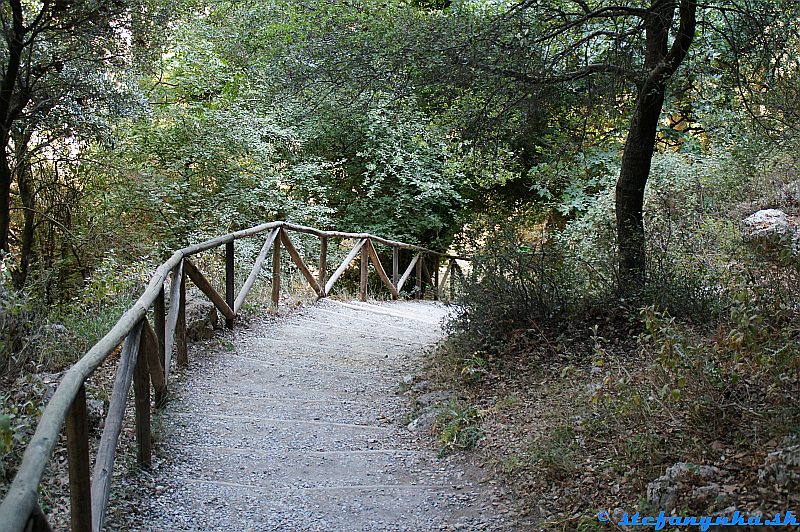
[430, 302, 800, 530]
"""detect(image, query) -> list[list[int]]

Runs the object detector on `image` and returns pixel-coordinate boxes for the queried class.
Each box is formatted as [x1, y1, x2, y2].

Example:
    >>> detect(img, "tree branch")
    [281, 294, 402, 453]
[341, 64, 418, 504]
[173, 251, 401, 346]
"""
[648, 0, 697, 86]
[503, 62, 633, 85]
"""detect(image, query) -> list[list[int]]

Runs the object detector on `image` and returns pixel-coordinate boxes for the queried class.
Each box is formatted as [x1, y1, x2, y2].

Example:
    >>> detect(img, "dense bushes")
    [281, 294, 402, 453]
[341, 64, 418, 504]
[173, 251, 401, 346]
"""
[0, 253, 154, 376]
[444, 232, 608, 352]
[445, 221, 729, 356]
[0, 257, 35, 375]
[444, 141, 766, 355]
[587, 264, 800, 487]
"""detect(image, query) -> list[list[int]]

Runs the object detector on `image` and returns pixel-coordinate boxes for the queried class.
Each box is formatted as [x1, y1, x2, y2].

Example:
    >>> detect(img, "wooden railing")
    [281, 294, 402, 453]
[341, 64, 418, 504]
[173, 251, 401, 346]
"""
[0, 221, 465, 532]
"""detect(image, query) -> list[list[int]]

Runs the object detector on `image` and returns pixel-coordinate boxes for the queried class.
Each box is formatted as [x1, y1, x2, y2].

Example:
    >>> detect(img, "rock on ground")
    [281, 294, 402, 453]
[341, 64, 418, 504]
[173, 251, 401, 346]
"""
[742, 209, 790, 240]
[647, 462, 722, 514]
[759, 445, 800, 491]
[185, 298, 220, 341]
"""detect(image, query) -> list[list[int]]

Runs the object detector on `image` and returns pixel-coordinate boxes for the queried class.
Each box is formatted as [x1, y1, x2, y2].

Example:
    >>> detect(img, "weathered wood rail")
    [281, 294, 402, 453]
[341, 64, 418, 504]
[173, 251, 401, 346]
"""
[0, 221, 466, 532]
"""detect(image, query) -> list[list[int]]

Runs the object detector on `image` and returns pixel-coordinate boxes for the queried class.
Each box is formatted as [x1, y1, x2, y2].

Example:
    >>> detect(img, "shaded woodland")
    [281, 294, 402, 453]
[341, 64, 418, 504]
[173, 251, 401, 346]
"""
[1, 0, 800, 528]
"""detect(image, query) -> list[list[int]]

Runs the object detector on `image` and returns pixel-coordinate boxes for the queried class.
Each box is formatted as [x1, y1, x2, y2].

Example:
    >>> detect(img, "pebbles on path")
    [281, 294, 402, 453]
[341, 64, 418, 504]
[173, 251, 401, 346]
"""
[109, 300, 512, 531]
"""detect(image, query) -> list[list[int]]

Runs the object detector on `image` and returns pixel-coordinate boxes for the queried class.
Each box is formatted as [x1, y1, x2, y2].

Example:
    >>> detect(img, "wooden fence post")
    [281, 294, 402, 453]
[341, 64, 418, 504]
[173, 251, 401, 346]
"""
[280, 230, 324, 297]
[133, 324, 152, 468]
[319, 236, 328, 296]
[25, 504, 52, 532]
[272, 232, 281, 307]
[184, 260, 235, 322]
[324, 239, 365, 295]
[225, 241, 235, 328]
[439, 259, 452, 301]
[234, 228, 279, 313]
[176, 269, 187, 367]
[359, 240, 369, 302]
[433, 257, 439, 301]
[392, 247, 399, 288]
[154, 286, 165, 369]
[164, 262, 183, 380]
[450, 260, 461, 300]
[142, 321, 167, 406]
[91, 322, 143, 531]
[366, 240, 399, 299]
[415, 255, 423, 299]
[65, 384, 91, 532]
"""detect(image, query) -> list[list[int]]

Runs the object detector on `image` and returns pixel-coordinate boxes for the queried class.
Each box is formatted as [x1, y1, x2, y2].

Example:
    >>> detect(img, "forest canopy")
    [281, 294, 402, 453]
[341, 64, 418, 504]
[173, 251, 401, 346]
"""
[0, 0, 796, 293]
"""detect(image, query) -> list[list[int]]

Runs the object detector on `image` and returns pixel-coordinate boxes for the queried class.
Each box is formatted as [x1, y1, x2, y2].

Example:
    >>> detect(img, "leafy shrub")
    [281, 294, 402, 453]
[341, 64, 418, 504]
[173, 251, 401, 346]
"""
[0, 372, 55, 498]
[34, 253, 155, 369]
[445, 225, 613, 352]
[0, 255, 35, 374]
[641, 246, 726, 323]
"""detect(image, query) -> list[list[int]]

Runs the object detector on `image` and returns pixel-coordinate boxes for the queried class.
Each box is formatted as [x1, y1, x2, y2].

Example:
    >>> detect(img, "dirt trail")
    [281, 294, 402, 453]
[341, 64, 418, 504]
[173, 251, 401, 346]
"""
[112, 300, 512, 531]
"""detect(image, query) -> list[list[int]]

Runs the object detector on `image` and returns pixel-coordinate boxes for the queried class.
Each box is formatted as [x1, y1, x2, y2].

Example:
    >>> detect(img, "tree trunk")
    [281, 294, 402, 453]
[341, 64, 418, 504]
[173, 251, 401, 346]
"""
[0, 0, 24, 253]
[14, 157, 36, 289]
[615, 83, 667, 292]
[615, 0, 697, 293]
[0, 154, 11, 254]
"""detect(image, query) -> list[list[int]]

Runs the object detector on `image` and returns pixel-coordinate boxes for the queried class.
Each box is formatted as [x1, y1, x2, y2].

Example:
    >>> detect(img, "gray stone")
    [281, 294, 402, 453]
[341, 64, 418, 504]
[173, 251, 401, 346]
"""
[742, 209, 790, 240]
[758, 445, 800, 490]
[87, 399, 105, 429]
[410, 379, 433, 394]
[407, 410, 438, 433]
[689, 482, 726, 511]
[44, 323, 69, 336]
[647, 462, 720, 513]
[185, 298, 219, 341]
[415, 391, 453, 408]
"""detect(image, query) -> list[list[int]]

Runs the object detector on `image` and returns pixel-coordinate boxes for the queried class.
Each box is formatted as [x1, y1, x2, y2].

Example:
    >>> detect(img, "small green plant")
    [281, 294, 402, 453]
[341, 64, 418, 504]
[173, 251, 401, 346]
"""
[436, 399, 484, 456]
[460, 353, 488, 384]
[0, 389, 44, 490]
[530, 424, 579, 480]
[499, 454, 527, 474]
[0, 255, 34, 374]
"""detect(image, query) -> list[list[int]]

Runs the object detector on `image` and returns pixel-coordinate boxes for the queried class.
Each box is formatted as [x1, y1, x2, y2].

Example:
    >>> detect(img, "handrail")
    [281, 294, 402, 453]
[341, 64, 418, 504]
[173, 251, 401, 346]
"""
[0, 221, 466, 532]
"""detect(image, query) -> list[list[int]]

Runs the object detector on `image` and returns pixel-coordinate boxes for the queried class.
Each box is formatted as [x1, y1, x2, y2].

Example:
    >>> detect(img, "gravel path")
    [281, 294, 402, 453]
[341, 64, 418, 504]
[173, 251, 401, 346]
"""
[111, 300, 512, 531]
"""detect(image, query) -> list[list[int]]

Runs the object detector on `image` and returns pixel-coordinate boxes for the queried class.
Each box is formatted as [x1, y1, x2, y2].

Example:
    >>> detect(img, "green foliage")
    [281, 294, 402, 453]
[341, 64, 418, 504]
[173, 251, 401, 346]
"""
[585, 260, 800, 479]
[304, 105, 467, 247]
[0, 382, 46, 488]
[459, 352, 489, 385]
[71, 254, 151, 311]
[52, 255, 150, 350]
[528, 148, 620, 218]
[446, 223, 612, 352]
[435, 399, 484, 456]
[0, 256, 34, 373]
[1, 254, 156, 374]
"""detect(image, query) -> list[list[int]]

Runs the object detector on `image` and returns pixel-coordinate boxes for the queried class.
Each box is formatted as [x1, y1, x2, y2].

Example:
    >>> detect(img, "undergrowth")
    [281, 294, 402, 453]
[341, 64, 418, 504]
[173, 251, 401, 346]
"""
[436, 207, 800, 526]
[435, 399, 485, 456]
